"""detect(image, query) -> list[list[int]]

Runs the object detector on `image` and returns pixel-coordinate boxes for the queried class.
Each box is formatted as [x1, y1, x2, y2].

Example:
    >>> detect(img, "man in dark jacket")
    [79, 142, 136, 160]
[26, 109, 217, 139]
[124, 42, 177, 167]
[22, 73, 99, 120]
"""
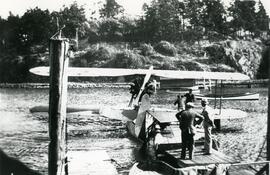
[176, 102, 204, 160]
[184, 89, 195, 106]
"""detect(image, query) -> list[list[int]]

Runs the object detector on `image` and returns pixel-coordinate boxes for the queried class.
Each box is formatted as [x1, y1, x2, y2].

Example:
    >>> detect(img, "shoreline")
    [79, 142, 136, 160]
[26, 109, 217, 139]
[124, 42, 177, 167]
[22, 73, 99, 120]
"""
[0, 82, 131, 89]
[0, 79, 268, 89]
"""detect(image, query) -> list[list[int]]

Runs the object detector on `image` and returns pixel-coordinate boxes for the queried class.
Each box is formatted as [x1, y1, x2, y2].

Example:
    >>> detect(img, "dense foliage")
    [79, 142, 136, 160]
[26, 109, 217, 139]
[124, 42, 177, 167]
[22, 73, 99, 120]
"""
[0, 0, 269, 82]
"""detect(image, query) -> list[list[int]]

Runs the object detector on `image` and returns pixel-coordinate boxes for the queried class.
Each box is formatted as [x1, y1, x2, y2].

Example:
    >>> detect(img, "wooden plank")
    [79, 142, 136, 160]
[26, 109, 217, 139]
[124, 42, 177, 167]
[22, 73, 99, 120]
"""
[166, 145, 238, 168]
[68, 150, 118, 175]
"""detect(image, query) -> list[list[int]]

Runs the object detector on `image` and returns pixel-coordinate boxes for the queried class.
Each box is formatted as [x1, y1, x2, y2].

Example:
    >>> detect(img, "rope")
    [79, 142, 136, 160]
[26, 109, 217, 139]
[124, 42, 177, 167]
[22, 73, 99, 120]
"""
[255, 137, 267, 162]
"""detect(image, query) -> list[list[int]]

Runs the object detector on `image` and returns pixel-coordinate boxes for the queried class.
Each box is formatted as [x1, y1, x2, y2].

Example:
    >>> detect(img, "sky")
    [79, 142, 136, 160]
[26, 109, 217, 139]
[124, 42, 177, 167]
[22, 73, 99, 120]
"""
[0, 0, 270, 19]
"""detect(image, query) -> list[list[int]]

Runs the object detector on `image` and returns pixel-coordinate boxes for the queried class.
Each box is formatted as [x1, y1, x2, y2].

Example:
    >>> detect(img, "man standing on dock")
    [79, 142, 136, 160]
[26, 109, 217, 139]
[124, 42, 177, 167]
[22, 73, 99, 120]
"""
[184, 89, 195, 107]
[201, 99, 214, 155]
[174, 95, 185, 111]
[176, 102, 204, 160]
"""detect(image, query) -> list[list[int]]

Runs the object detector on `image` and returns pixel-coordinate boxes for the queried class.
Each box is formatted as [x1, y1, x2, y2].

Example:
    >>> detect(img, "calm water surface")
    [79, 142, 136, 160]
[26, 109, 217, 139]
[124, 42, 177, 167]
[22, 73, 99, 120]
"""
[0, 87, 267, 174]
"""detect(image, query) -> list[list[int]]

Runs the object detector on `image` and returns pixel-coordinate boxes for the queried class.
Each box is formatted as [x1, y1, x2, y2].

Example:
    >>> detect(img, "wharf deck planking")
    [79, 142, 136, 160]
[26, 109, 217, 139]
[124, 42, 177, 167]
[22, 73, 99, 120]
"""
[67, 150, 118, 175]
[166, 145, 238, 168]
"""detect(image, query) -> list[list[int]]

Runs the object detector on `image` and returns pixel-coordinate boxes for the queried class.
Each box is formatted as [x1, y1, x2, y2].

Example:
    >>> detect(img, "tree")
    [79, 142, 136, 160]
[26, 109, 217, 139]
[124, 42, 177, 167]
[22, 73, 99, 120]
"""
[20, 8, 54, 48]
[2, 14, 21, 53]
[56, 2, 88, 38]
[0, 17, 7, 50]
[228, 0, 257, 38]
[142, 0, 185, 41]
[256, 0, 269, 35]
[184, 0, 203, 29]
[257, 46, 269, 79]
[98, 18, 122, 41]
[200, 0, 227, 36]
[119, 16, 137, 42]
[183, 0, 204, 41]
[99, 0, 124, 19]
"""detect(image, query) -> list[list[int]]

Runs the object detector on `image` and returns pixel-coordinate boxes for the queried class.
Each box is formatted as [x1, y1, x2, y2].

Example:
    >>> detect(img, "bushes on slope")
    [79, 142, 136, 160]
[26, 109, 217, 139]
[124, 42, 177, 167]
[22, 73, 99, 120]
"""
[154, 41, 177, 56]
[104, 50, 149, 68]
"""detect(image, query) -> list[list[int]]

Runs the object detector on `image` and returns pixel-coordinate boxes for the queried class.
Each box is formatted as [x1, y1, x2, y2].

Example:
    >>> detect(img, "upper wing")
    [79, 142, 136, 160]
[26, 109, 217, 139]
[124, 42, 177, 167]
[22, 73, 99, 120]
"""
[30, 66, 250, 80]
[29, 66, 147, 77]
[152, 69, 249, 80]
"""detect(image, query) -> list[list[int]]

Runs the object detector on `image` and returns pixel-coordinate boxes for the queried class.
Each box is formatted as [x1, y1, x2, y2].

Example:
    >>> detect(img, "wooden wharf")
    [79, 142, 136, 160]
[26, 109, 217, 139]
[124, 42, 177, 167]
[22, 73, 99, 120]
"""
[67, 150, 118, 175]
[164, 144, 237, 168]
[155, 124, 204, 151]
[130, 110, 239, 175]
[146, 110, 204, 151]
[130, 143, 240, 175]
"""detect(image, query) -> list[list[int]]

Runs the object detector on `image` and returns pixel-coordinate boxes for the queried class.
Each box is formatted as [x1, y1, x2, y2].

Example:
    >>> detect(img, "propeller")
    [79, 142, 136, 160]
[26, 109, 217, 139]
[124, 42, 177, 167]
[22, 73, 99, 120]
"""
[128, 66, 153, 107]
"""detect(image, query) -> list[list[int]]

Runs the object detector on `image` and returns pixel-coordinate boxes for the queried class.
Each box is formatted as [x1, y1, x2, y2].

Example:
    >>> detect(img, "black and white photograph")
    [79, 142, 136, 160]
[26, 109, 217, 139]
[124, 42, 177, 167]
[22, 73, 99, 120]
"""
[0, 0, 270, 174]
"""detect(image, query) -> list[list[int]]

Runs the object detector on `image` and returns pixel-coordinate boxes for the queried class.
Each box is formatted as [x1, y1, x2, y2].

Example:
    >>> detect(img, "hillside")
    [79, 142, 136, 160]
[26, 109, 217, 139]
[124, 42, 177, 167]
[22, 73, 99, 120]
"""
[70, 40, 263, 79]
[0, 39, 265, 83]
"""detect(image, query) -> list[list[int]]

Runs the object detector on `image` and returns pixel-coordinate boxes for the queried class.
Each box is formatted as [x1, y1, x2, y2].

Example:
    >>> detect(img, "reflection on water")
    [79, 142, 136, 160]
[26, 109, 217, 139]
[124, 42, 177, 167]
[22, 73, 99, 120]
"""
[0, 87, 267, 174]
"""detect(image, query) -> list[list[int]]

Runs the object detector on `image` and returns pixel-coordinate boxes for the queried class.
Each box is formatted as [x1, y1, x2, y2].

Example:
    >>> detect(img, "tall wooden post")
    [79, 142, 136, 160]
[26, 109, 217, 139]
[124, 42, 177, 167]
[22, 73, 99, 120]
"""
[266, 42, 270, 160]
[48, 38, 69, 175]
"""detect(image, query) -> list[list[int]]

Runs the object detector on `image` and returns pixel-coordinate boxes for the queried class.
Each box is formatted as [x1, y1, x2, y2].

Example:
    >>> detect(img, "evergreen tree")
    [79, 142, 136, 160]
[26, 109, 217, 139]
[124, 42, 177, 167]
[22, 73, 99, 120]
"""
[4, 14, 22, 53]
[99, 0, 124, 19]
[142, 0, 185, 41]
[184, 0, 203, 29]
[57, 2, 88, 38]
[228, 0, 257, 38]
[256, 0, 269, 33]
[182, 0, 205, 42]
[200, 0, 227, 36]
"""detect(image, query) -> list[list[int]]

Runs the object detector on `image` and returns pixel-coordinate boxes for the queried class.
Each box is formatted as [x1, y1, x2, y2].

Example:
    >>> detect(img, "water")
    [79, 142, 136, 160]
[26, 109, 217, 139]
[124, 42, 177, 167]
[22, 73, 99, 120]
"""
[0, 87, 141, 174]
[0, 87, 268, 174]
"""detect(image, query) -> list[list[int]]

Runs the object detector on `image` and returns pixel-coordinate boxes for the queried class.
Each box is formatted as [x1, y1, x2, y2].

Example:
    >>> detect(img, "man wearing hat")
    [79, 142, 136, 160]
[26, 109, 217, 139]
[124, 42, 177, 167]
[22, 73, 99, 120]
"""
[201, 98, 214, 155]
[176, 102, 204, 160]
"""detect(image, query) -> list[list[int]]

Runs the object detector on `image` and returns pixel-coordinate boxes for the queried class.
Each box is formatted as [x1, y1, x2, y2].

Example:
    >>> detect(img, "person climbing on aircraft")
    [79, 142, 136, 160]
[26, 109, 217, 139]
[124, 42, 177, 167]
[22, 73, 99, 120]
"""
[138, 82, 155, 104]
[201, 98, 214, 155]
[176, 102, 204, 160]
[184, 89, 195, 107]
[174, 94, 185, 111]
[129, 77, 143, 99]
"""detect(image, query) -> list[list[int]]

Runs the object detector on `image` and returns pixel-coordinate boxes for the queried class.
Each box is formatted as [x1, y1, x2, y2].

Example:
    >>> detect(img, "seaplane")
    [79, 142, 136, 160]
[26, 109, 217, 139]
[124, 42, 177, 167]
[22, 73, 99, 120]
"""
[30, 66, 250, 144]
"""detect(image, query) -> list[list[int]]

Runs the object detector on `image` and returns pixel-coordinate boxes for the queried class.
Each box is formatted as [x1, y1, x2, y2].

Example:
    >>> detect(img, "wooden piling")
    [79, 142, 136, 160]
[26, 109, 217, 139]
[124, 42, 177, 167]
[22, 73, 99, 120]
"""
[48, 39, 69, 175]
[265, 41, 270, 161]
[267, 42, 270, 161]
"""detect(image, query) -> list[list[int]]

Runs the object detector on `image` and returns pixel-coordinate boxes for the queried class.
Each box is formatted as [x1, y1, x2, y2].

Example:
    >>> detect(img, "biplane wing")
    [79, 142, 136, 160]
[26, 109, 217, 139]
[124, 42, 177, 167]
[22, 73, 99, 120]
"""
[29, 66, 250, 129]
[30, 66, 250, 80]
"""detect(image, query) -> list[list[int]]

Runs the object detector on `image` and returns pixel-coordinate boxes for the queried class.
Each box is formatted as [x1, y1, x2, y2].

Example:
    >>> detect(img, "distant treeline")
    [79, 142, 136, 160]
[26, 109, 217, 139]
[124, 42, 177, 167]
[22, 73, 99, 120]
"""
[0, 0, 269, 53]
[0, 0, 269, 82]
